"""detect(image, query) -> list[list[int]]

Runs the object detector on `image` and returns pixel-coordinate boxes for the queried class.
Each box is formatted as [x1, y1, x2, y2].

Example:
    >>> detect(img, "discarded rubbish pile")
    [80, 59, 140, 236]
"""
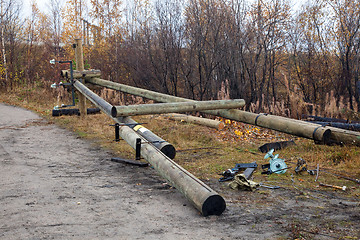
[219, 148, 360, 193]
[219, 163, 259, 191]
[219, 149, 288, 190]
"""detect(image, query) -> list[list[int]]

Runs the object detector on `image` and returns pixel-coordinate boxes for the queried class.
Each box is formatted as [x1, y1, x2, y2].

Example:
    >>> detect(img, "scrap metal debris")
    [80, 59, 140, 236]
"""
[258, 140, 296, 153]
[310, 168, 360, 184]
[322, 170, 360, 184]
[294, 157, 317, 176]
[303, 164, 360, 184]
[228, 174, 259, 191]
[242, 163, 257, 179]
[294, 158, 307, 174]
[219, 162, 257, 182]
[261, 149, 288, 175]
[219, 168, 238, 182]
[259, 183, 280, 189]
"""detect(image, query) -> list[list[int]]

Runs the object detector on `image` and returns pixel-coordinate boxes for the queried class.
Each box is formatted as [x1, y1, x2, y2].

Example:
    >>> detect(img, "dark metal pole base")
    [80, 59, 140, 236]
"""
[52, 108, 101, 117]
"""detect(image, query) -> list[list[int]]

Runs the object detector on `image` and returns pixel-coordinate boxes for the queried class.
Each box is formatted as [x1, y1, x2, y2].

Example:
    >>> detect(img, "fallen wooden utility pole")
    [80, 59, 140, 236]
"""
[118, 117, 176, 159]
[86, 77, 360, 146]
[73, 80, 176, 159]
[73, 80, 226, 216]
[163, 113, 225, 130]
[311, 122, 360, 132]
[305, 115, 360, 124]
[111, 99, 245, 117]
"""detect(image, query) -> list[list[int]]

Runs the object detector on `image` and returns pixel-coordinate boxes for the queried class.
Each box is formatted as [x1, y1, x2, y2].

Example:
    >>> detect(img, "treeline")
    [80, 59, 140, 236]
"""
[1, 0, 360, 118]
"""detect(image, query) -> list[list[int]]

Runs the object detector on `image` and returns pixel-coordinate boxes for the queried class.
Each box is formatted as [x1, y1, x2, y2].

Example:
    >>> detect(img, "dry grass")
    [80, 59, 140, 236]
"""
[1, 85, 360, 198]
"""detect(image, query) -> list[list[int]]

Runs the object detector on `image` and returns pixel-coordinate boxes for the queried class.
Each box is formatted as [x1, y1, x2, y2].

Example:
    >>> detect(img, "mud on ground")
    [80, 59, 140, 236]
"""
[0, 103, 359, 239]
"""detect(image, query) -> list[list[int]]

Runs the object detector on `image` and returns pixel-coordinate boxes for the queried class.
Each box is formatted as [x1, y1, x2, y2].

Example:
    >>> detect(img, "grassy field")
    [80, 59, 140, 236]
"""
[1, 85, 359, 199]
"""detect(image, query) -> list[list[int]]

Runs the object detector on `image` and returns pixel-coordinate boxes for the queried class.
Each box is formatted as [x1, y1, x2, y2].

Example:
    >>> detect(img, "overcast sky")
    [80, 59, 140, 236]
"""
[22, 0, 301, 18]
[23, 0, 50, 16]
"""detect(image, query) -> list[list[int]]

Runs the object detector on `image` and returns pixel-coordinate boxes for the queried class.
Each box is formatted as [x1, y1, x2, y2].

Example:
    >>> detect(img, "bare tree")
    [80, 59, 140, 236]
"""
[327, 0, 360, 110]
[0, 0, 21, 88]
[0, 0, 22, 89]
[49, 0, 63, 57]
[184, 0, 228, 100]
[144, 0, 185, 96]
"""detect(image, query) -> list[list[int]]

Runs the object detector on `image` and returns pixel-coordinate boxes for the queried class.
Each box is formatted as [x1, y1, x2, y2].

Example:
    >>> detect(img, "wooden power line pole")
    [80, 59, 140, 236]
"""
[74, 38, 86, 117]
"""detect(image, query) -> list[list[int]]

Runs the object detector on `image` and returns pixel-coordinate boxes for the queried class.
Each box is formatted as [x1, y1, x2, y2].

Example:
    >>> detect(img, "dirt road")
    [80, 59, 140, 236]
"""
[0, 103, 359, 239]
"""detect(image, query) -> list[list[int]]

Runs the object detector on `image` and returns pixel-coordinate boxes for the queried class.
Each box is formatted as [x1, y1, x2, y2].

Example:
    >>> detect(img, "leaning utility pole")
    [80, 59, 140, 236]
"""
[74, 39, 86, 117]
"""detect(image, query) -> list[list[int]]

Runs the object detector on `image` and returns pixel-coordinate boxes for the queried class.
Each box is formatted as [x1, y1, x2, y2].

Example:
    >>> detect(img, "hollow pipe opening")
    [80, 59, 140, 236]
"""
[111, 106, 117, 118]
[201, 195, 226, 216]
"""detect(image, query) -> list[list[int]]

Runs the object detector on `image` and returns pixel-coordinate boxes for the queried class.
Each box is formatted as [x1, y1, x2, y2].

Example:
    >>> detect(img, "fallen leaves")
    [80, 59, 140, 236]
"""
[216, 117, 294, 143]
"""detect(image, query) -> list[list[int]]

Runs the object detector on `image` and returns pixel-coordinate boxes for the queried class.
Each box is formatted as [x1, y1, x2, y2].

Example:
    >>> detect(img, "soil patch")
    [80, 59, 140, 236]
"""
[0, 103, 359, 239]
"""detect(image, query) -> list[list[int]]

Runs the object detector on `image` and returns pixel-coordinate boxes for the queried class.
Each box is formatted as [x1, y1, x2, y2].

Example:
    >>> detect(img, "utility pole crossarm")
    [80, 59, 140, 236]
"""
[74, 39, 86, 117]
